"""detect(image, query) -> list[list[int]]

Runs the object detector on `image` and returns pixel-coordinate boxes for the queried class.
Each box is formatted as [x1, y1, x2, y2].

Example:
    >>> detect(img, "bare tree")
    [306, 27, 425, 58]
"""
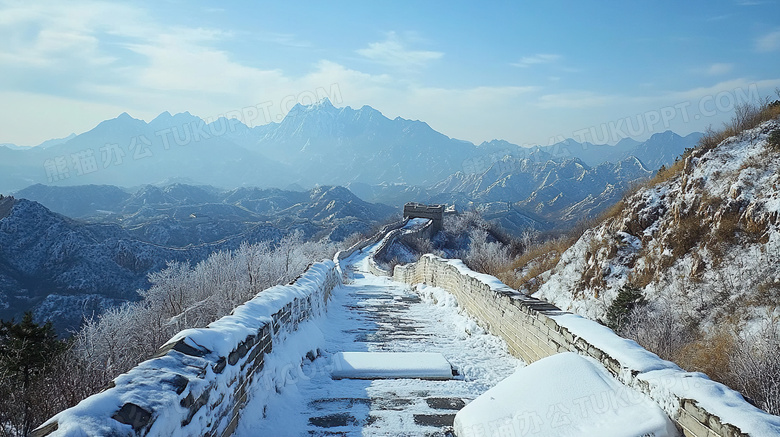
[620, 298, 696, 361]
[729, 317, 780, 415]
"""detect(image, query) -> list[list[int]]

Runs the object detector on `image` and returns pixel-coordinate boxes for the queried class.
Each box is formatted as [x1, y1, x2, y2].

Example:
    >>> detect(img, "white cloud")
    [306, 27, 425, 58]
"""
[704, 63, 734, 75]
[511, 54, 561, 68]
[0, 1, 136, 69]
[756, 29, 780, 52]
[356, 32, 442, 70]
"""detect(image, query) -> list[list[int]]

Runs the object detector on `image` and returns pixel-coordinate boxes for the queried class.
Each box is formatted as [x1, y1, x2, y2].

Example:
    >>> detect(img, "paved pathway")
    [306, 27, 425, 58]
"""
[235, 252, 520, 436]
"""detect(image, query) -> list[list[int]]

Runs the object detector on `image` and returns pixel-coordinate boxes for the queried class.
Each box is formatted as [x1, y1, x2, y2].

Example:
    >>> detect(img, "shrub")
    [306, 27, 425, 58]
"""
[674, 327, 736, 387]
[498, 235, 575, 292]
[620, 300, 697, 362]
[768, 129, 780, 151]
[668, 214, 707, 258]
[699, 98, 780, 153]
[463, 228, 514, 277]
[605, 284, 647, 331]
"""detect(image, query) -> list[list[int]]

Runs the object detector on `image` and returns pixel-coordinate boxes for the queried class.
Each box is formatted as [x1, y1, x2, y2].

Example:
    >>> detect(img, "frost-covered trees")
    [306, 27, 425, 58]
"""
[462, 229, 514, 277]
[730, 319, 780, 415]
[43, 233, 337, 423]
[619, 301, 696, 363]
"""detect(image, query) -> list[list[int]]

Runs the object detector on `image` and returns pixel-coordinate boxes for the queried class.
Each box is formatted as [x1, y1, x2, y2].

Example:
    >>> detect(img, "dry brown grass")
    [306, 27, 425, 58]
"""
[498, 236, 576, 292]
[646, 157, 690, 187]
[699, 99, 780, 152]
[628, 259, 656, 289]
[598, 199, 626, 223]
[668, 214, 708, 258]
[769, 128, 780, 151]
[674, 326, 737, 385]
[749, 280, 780, 307]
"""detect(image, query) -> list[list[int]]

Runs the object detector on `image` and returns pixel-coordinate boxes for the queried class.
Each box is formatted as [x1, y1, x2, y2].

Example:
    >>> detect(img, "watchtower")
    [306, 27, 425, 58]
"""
[403, 202, 444, 233]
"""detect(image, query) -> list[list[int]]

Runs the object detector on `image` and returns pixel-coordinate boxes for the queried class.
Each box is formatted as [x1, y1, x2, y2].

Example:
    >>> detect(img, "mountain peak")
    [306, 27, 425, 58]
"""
[648, 130, 681, 141]
[288, 98, 338, 115]
[314, 97, 334, 109]
[152, 111, 173, 123]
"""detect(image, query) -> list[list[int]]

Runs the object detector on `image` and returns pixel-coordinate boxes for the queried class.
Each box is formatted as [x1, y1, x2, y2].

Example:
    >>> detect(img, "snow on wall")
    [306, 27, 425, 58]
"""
[32, 260, 342, 437]
[394, 254, 780, 437]
[334, 219, 408, 263]
[367, 217, 432, 276]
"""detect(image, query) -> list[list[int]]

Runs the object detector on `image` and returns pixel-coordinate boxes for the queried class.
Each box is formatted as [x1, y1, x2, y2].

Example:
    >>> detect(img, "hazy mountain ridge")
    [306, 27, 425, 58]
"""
[0, 101, 700, 194]
[350, 155, 653, 233]
[1, 183, 396, 332]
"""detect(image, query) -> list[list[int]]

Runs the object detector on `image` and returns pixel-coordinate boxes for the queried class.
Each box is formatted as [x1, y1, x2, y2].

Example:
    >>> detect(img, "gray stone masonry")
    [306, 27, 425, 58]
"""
[393, 254, 771, 437]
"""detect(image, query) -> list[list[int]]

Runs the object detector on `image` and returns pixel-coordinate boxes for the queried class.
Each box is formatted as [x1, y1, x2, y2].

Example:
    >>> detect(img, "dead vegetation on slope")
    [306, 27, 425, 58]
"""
[493, 96, 780, 415]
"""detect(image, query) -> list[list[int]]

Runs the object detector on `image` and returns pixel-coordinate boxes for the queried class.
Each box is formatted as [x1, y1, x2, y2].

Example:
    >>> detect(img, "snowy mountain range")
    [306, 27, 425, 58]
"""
[0, 100, 700, 195]
[0, 100, 705, 330]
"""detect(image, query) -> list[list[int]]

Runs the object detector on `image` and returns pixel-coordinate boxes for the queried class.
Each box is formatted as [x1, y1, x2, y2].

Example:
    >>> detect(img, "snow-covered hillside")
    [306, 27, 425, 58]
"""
[525, 116, 780, 414]
[536, 118, 780, 326]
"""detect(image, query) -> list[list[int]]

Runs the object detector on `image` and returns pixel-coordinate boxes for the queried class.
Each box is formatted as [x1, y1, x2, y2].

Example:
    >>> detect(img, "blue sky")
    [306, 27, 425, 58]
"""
[1, 0, 779, 147]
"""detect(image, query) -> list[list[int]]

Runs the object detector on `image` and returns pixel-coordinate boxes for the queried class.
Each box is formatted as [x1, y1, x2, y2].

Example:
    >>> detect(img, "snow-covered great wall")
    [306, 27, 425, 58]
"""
[31, 220, 410, 437]
[32, 260, 341, 437]
[393, 255, 780, 436]
[31, 218, 779, 436]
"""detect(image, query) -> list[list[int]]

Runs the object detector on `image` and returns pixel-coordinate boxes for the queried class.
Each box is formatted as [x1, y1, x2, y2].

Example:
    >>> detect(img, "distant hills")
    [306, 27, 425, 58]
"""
[351, 155, 653, 233]
[0, 100, 701, 195]
[0, 183, 395, 332]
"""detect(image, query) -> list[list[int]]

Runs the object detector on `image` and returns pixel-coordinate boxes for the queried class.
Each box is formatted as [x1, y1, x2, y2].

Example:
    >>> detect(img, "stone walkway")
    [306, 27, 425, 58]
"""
[235, 253, 520, 436]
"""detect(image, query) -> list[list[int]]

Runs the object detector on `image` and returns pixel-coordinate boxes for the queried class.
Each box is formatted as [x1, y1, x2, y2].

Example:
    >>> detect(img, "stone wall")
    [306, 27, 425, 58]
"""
[336, 219, 408, 263]
[368, 219, 434, 276]
[33, 261, 342, 437]
[394, 255, 780, 437]
[403, 203, 443, 233]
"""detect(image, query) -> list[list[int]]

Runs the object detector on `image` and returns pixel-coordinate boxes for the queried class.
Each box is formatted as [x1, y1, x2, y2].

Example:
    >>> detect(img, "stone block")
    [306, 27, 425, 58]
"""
[706, 413, 744, 437]
[112, 403, 153, 432]
[154, 337, 210, 359]
[213, 357, 227, 374]
[163, 374, 189, 395]
[682, 399, 709, 425]
[677, 409, 716, 437]
[30, 422, 58, 437]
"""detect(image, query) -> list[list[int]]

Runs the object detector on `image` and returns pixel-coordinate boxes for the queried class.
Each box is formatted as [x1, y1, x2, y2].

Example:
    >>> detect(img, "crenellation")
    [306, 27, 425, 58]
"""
[393, 254, 766, 437]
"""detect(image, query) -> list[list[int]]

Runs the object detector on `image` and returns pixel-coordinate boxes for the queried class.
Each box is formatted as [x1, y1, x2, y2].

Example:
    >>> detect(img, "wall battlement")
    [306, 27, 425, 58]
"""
[394, 254, 780, 437]
[403, 202, 443, 233]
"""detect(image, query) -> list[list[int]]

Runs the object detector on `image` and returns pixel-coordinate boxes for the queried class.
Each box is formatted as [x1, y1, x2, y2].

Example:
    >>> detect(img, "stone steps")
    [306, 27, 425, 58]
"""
[304, 276, 464, 436]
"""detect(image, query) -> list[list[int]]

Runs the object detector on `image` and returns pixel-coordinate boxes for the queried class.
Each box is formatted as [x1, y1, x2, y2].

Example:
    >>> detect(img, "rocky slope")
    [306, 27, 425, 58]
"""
[533, 119, 780, 329]
[500, 114, 780, 413]
[0, 197, 220, 333]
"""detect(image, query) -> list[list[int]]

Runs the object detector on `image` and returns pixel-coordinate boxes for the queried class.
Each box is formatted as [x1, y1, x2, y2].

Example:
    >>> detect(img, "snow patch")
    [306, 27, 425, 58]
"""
[331, 352, 453, 380]
[454, 352, 679, 437]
